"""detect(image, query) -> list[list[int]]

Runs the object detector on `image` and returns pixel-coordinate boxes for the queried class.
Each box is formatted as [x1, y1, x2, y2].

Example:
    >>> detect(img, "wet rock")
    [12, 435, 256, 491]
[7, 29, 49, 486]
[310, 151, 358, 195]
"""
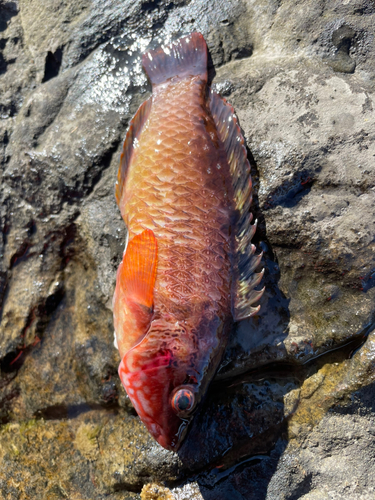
[177, 373, 297, 471]
[0, 0, 375, 498]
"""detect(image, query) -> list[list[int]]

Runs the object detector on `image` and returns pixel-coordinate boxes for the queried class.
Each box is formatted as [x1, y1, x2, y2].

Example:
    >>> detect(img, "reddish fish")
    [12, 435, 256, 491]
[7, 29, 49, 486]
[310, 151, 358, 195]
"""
[113, 32, 264, 451]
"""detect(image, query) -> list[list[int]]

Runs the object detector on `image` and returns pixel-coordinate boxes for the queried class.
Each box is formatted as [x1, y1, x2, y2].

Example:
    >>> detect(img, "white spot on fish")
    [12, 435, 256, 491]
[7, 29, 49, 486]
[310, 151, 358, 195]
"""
[132, 398, 142, 415]
[137, 390, 152, 415]
[126, 351, 136, 371]
[150, 423, 159, 435]
[132, 378, 142, 388]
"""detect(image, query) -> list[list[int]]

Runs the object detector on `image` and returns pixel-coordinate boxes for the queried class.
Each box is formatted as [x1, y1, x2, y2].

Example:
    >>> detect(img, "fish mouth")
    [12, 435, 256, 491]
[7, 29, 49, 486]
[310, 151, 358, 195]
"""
[153, 418, 189, 451]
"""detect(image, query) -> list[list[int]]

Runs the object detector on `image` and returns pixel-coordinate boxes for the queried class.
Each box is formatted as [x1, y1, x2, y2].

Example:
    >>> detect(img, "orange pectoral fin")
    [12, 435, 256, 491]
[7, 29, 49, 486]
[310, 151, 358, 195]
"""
[114, 229, 158, 358]
[120, 229, 158, 309]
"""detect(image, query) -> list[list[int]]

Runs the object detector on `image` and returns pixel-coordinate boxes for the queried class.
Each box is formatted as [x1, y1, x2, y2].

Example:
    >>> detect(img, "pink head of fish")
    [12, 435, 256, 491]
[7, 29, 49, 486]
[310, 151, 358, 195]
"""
[118, 316, 223, 451]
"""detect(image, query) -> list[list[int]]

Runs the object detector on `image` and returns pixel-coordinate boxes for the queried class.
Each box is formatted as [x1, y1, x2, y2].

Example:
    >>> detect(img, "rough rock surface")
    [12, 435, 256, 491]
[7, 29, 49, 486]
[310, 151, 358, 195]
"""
[0, 0, 374, 498]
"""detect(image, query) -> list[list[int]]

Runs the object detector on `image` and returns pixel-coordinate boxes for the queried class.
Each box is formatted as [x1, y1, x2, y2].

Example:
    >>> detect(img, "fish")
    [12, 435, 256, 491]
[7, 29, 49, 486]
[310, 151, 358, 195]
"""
[113, 32, 264, 451]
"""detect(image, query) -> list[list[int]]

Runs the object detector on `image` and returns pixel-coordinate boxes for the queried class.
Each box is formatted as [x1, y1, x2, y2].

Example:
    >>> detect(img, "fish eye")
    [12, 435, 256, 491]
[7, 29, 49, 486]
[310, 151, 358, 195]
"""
[171, 388, 195, 415]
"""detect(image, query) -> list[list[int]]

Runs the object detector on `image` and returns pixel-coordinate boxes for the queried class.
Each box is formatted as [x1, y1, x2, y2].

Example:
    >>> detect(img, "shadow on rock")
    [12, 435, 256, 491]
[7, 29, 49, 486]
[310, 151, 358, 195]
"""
[195, 439, 288, 500]
[177, 368, 295, 472]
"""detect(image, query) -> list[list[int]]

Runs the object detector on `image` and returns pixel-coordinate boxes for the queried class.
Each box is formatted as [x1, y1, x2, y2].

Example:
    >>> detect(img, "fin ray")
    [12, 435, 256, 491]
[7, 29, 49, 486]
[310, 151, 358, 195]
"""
[115, 98, 152, 211]
[120, 229, 158, 309]
[113, 229, 157, 358]
[142, 32, 207, 87]
[209, 91, 264, 321]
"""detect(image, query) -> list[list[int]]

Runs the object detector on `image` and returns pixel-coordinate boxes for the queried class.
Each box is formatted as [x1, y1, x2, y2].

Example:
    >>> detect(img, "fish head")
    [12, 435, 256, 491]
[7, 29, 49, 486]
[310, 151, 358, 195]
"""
[118, 318, 208, 451]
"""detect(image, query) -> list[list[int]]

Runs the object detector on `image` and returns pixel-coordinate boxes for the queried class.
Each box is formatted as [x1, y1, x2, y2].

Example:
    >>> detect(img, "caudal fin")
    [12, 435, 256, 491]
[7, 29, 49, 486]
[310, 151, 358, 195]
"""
[142, 32, 207, 86]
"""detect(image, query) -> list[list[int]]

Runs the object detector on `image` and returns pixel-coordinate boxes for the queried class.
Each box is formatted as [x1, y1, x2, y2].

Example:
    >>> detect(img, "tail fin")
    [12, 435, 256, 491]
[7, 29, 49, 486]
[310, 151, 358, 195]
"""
[142, 32, 207, 86]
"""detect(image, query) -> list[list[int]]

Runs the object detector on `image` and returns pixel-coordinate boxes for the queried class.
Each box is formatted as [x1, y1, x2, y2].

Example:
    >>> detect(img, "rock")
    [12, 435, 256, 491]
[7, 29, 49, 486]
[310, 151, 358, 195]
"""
[0, 0, 374, 498]
[141, 484, 175, 500]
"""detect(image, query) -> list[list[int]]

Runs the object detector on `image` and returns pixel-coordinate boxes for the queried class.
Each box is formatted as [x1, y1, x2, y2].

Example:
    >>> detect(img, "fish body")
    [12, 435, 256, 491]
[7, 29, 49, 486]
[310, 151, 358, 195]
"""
[113, 33, 263, 451]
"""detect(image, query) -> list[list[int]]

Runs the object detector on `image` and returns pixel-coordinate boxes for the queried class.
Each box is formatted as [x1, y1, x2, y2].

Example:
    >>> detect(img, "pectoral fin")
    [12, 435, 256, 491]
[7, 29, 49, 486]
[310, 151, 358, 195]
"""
[113, 229, 158, 358]
[119, 229, 158, 308]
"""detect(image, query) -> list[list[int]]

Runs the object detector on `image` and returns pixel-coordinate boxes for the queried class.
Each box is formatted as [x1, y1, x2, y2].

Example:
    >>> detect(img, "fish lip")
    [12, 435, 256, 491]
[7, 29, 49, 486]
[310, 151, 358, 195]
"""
[149, 407, 191, 451]
[156, 417, 189, 452]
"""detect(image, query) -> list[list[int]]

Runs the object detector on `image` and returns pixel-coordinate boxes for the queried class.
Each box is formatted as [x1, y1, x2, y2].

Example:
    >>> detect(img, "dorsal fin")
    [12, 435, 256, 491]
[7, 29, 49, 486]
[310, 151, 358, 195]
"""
[209, 90, 264, 321]
[142, 32, 207, 87]
[115, 98, 152, 211]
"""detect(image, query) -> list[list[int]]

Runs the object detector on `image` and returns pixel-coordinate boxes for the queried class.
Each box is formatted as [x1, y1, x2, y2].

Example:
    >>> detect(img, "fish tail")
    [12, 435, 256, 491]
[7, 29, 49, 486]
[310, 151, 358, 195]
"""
[142, 32, 207, 86]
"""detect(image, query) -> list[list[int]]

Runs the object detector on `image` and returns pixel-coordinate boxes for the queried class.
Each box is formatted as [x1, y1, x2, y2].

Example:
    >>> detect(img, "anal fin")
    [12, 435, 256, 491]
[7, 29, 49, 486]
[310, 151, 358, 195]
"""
[209, 90, 264, 321]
